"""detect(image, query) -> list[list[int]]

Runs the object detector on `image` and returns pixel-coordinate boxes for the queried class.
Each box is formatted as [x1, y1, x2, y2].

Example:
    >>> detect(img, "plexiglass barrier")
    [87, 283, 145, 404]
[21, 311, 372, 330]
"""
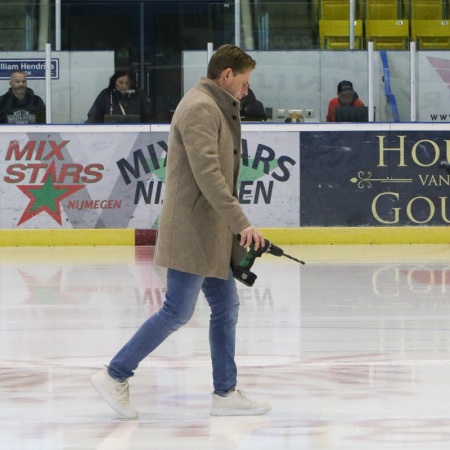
[1, 1, 450, 123]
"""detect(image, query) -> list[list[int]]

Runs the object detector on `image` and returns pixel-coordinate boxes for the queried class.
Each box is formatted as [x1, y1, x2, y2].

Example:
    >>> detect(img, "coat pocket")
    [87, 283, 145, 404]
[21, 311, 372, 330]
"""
[191, 190, 207, 212]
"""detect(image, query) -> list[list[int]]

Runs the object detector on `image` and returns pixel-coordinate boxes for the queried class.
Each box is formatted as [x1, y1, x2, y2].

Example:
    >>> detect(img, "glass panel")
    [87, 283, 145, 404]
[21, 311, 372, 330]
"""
[0, 1, 450, 123]
[255, 0, 318, 49]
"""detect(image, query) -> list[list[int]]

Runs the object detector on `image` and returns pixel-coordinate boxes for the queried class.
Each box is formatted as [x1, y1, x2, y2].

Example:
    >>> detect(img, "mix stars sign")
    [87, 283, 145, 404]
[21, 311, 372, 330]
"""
[3, 138, 104, 227]
[0, 130, 300, 229]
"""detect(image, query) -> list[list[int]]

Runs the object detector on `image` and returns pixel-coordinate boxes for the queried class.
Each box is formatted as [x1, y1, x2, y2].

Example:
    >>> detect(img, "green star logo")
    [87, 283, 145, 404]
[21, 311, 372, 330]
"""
[17, 164, 85, 226]
[238, 158, 279, 183]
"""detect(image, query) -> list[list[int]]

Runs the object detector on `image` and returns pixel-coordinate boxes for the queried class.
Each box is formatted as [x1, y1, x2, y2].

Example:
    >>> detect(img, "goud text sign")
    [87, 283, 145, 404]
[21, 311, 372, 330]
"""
[300, 131, 450, 226]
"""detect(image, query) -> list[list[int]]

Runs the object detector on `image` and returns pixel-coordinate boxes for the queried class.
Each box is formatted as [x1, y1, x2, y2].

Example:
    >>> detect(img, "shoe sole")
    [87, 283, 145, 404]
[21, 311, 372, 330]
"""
[90, 374, 139, 420]
[210, 406, 272, 416]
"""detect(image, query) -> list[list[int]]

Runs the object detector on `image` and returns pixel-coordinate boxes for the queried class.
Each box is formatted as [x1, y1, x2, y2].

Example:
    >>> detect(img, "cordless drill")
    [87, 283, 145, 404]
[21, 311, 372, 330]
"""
[233, 239, 305, 287]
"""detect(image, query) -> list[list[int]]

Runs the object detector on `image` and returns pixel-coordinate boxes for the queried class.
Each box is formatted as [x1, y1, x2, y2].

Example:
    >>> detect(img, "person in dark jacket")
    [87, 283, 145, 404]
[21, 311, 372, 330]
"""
[86, 69, 153, 123]
[0, 70, 46, 124]
[240, 87, 267, 121]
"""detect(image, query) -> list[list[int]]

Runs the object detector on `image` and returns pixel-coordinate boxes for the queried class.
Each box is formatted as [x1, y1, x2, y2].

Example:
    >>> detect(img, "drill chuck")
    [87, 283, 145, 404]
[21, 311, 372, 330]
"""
[266, 242, 284, 257]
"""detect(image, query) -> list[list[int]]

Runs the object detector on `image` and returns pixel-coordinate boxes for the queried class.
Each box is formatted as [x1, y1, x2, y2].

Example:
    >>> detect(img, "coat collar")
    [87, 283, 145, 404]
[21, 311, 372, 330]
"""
[196, 76, 239, 113]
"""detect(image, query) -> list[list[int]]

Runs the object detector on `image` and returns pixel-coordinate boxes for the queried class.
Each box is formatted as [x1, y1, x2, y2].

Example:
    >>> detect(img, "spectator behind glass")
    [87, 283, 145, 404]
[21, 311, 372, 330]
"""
[240, 87, 267, 121]
[326, 80, 365, 122]
[86, 69, 153, 123]
[0, 70, 46, 124]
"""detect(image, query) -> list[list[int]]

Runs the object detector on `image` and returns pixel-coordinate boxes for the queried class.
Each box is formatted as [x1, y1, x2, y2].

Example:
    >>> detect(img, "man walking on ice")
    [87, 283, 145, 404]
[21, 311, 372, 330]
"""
[91, 44, 271, 419]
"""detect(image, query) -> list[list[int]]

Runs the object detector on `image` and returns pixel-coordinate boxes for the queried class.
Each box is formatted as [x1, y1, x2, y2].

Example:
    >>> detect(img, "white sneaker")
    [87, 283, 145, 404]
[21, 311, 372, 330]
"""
[210, 389, 271, 416]
[90, 366, 138, 419]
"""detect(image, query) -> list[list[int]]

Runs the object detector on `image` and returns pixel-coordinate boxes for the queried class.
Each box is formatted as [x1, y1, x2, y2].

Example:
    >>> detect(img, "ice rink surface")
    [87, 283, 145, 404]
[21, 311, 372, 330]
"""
[2, 244, 450, 449]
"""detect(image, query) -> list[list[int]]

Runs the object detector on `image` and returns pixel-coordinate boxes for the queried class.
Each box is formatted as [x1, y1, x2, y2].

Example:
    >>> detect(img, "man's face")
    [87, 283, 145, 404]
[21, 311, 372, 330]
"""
[10, 72, 27, 99]
[221, 69, 252, 101]
[338, 90, 354, 106]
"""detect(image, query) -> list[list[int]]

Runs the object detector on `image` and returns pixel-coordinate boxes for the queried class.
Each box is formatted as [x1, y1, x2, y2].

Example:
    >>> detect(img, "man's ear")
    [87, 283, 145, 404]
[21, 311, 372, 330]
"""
[222, 68, 232, 82]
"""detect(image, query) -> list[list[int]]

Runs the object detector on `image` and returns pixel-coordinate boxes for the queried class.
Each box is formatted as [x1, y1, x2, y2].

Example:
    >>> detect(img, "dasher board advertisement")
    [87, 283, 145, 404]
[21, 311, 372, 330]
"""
[300, 130, 450, 226]
[0, 129, 300, 229]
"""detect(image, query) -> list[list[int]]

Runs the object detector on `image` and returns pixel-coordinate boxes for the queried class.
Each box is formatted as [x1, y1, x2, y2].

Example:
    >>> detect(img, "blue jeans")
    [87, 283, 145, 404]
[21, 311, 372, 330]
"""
[108, 268, 240, 393]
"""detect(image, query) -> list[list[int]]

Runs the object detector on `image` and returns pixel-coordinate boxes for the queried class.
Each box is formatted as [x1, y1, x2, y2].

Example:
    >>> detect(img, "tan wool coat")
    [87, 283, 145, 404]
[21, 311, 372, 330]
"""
[154, 77, 250, 279]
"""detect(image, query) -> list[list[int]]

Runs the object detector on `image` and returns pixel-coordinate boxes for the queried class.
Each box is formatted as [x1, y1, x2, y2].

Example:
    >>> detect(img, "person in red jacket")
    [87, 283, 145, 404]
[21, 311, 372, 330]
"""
[326, 80, 365, 122]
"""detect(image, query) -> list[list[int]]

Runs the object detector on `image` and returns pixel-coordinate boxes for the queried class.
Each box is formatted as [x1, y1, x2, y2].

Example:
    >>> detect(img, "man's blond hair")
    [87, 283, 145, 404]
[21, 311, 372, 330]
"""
[207, 44, 256, 80]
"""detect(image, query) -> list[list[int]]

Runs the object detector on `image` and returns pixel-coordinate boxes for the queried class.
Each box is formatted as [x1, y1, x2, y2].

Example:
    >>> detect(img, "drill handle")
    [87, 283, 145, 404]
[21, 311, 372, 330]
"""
[238, 250, 259, 270]
[235, 235, 269, 270]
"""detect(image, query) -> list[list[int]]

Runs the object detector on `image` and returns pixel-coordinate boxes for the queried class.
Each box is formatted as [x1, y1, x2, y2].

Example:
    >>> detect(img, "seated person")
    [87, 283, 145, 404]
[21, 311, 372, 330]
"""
[240, 87, 267, 121]
[326, 80, 365, 122]
[86, 69, 153, 123]
[0, 70, 46, 124]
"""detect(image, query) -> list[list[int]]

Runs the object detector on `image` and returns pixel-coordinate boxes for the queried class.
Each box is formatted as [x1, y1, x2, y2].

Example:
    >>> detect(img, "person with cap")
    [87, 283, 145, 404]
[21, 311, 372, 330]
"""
[326, 80, 365, 122]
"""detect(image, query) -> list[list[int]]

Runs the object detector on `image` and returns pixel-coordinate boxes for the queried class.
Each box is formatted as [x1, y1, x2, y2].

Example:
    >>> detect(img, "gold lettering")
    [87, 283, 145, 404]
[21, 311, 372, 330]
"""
[372, 192, 400, 224]
[440, 197, 450, 223]
[440, 175, 450, 186]
[418, 174, 429, 186]
[428, 176, 438, 187]
[418, 174, 450, 187]
[411, 140, 440, 167]
[406, 196, 434, 224]
[378, 135, 406, 167]
[444, 140, 450, 162]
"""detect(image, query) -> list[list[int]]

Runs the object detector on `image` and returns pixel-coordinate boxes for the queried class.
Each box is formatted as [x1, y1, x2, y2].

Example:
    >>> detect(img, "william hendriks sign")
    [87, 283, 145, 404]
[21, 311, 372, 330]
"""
[0, 59, 59, 80]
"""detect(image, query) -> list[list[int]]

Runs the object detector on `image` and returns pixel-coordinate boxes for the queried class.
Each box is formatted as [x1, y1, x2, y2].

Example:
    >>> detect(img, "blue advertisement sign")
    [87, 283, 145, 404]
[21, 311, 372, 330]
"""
[0, 59, 59, 80]
[300, 130, 450, 226]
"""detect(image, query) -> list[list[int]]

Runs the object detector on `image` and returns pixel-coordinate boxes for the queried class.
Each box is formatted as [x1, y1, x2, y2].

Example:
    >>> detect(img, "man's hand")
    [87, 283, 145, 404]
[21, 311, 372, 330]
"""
[239, 225, 265, 251]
